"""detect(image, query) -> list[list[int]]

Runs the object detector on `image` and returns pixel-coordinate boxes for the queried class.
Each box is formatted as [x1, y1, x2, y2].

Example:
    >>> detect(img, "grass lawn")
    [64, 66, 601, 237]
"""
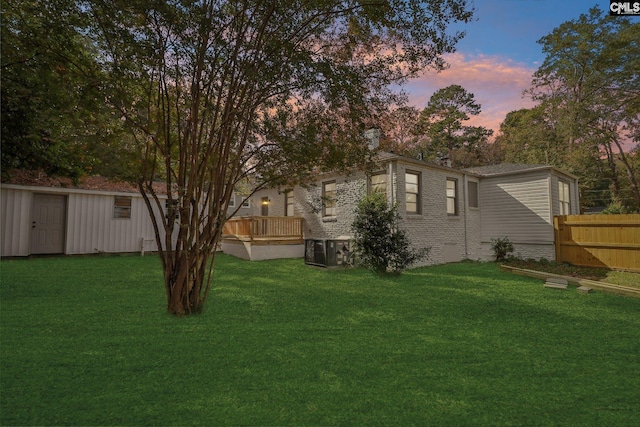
[1, 255, 639, 426]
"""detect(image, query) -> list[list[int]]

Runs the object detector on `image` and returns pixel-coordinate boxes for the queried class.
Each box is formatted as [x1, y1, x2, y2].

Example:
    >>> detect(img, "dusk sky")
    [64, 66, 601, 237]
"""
[403, 0, 630, 137]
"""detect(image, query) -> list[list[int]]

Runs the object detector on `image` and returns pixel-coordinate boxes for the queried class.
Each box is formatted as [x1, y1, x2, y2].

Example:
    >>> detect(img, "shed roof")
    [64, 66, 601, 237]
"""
[2, 170, 168, 194]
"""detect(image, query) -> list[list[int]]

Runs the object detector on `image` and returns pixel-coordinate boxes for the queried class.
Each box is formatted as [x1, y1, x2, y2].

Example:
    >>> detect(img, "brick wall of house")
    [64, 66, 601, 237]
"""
[394, 162, 482, 266]
[251, 161, 484, 268]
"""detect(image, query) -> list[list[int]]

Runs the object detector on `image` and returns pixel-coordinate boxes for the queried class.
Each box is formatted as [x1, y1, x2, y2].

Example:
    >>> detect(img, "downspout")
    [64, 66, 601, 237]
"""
[463, 173, 468, 259]
[389, 160, 395, 205]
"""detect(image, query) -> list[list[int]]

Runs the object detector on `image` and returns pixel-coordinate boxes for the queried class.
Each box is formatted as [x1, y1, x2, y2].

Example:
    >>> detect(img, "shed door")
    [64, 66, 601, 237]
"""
[31, 194, 66, 254]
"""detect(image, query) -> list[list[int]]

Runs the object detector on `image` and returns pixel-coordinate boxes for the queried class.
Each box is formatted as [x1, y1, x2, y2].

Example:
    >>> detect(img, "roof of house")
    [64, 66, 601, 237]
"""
[377, 151, 461, 173]
[463, 163, 549, 175]
[463, 163, 578, 179]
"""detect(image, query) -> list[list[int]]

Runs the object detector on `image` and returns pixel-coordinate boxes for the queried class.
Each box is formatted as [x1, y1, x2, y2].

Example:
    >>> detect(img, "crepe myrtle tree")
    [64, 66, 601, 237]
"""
[85, 0, 474, 315]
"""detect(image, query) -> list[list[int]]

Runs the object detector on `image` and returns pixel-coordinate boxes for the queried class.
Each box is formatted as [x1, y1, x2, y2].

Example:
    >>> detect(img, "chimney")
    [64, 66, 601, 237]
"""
[364, 128, 380, 151]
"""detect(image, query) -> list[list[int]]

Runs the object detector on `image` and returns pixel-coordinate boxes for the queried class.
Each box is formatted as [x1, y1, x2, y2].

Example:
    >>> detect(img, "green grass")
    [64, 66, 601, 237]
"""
[2, 255, 639, 426]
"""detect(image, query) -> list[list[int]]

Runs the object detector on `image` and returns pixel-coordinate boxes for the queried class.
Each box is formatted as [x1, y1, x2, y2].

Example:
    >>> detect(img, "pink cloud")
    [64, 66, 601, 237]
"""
[403, 53, 538, 137]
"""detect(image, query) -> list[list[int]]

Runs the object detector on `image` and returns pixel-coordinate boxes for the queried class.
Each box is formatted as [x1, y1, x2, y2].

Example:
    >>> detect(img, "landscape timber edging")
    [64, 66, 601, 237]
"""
[500, 265, 640, 298]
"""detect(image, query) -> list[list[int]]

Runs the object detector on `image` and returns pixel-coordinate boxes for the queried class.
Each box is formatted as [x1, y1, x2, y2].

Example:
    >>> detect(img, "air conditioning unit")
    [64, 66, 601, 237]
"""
[304, 238, 352, 267]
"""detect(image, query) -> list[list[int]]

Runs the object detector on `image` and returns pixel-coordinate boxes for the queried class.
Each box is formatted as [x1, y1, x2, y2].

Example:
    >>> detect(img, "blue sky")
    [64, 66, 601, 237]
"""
[404, 0, 630, 135]
[458, 0, 612, 66]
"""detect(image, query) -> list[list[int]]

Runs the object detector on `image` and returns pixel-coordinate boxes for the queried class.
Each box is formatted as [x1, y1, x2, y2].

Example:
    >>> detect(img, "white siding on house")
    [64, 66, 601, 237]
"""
[478, 170, 564, 261]
[480, 171, 554, 244]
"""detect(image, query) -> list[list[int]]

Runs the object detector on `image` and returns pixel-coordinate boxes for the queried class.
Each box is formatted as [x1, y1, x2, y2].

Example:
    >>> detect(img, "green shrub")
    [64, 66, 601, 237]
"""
[491, 237, 514, 261]
[601, 200, 632, 214]
[351, 192, 429, 275]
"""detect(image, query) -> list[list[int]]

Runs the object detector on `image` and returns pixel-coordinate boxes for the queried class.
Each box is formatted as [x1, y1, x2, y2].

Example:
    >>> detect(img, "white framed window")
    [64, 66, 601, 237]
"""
[241, 198, 250, 208]
[285, 191, 294, 216]
[113, 196, 132, 219]
[468, 181, 479, 208]
[559, 180, 570, 215]
[322, 181, 336, 217]
[228, 193, 236, 208]
[405, 171, 420, 214]
[447, 178, 458, 216]
[369, 172, 387, 195]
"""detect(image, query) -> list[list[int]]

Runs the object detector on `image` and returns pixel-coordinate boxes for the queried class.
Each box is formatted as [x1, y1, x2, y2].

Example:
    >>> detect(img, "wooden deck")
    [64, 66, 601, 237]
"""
[223, 216, 304, 243]
[221, 217, 305, 260]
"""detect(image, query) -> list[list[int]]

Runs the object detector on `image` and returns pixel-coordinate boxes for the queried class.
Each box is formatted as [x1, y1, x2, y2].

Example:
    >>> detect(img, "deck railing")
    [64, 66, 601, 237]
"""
[223, 216, 304, 241]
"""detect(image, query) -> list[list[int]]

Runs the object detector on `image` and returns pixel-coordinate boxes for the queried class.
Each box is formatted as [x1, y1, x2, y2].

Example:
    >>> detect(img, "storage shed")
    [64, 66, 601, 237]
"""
[1, 176, 169, 257]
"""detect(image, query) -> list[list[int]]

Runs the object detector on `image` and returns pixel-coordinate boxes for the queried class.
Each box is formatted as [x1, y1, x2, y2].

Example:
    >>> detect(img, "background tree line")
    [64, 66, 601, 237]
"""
[3, 4, 637, 211]
[377, 7, 640, 212]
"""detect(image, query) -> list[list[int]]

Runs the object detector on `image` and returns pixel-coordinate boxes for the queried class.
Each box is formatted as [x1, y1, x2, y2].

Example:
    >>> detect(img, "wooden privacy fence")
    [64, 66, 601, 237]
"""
[223, 216, 303, 241]
[554, 214, 640, 272]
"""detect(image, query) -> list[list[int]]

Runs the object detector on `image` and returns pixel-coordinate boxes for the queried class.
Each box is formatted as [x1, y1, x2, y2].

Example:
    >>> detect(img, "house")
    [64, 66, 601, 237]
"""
[232, 152, 579, 265]
[2, 154, 580, 264]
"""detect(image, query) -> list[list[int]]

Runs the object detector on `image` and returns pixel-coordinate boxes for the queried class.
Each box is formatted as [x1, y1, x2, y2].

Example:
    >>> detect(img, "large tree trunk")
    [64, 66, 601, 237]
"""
[138, 180, 223, 316]
[165, 251, 213, 315]
[602, 141, 622, 202]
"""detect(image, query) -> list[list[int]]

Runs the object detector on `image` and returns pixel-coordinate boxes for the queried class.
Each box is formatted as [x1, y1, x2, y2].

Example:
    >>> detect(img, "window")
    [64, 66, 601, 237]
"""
[405, 171, 420, 214]
[369, 172, 387, 195]
[447, 179, 458, 215]
[322, 181, 336, 217]
[285, 191, 294, 216]
[242, 198, 250, 208]
[228, 193, 236, 208]
[559, 180, 570, 215]
[468, 181, 479, 208]
[113, 196, 132, 219]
